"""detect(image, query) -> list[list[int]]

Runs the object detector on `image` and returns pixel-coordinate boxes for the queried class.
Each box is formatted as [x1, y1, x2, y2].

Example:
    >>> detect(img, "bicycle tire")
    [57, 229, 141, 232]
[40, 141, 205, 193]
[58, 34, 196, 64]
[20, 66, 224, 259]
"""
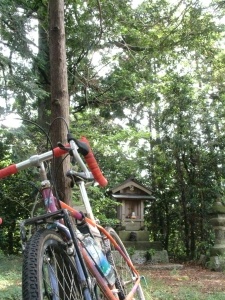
[22, 229, 85, 300]
[104, 227, 145, 300]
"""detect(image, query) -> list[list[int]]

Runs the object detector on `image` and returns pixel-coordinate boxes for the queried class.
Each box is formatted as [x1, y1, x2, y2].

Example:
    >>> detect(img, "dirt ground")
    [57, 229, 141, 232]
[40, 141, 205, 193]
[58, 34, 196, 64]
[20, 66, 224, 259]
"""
[138, 263, 225, 294]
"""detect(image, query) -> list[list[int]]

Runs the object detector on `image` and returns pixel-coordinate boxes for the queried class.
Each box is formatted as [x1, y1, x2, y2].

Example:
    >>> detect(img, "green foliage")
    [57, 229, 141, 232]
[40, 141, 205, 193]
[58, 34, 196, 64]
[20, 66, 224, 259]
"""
[127, 246, 136, 257]
[0, 126, 43, 253]
[86, 185, 119, 226]
[146, 248, 156, 260]
[70, 109, 148, 187]
[1, 0, 225, 261]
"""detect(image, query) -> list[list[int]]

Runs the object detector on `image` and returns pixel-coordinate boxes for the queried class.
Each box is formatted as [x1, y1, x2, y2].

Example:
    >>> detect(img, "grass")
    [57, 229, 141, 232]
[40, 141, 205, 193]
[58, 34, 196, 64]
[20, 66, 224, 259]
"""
[140, 269, 225, 300]
[1, 254, 225, 300]
[0, 254, 22, 300]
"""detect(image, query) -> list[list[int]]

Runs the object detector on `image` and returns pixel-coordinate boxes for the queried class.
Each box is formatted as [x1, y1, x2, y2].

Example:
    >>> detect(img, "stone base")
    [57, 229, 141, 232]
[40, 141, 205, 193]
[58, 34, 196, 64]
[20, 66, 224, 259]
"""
[118, 230, 163, 251]
[151, 250, 169, 264]
[140, 264, 184, 270]
[122, 241, 162, 251]
[130, 250, 169, 265]
[198, 254, 207, 266]
[210, 245, 225, 256]
[131, 251, 148, 264]
[208, 256, 225, 271]
[118, 230, 150, 241]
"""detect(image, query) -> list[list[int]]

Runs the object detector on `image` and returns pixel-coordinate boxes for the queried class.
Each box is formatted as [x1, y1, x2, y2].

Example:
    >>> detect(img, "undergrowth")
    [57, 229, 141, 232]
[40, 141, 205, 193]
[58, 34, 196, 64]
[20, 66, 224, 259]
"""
[0, 253, 22, 300]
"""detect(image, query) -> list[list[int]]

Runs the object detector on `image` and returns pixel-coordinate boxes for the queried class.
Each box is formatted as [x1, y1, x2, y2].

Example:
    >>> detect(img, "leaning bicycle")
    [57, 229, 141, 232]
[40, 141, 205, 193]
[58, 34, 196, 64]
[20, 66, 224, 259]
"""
[0, 131, 145, 300]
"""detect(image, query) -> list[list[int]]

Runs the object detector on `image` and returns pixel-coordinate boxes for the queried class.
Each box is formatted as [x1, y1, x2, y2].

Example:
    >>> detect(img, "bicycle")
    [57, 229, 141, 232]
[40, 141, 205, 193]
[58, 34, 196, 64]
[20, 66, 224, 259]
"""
[0, 131, 145, 300]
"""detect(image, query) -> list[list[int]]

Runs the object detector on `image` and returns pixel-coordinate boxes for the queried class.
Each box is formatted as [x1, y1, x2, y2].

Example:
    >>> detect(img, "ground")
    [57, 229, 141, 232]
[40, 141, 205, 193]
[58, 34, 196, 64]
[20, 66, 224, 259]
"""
[150, 265, 225, 293]
[138, 263, 225, 298]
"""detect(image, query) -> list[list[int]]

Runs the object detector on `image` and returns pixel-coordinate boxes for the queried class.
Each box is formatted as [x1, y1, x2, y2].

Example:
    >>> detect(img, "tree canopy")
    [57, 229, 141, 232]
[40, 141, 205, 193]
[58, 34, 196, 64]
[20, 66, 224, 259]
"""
[1, 0, 225, 259]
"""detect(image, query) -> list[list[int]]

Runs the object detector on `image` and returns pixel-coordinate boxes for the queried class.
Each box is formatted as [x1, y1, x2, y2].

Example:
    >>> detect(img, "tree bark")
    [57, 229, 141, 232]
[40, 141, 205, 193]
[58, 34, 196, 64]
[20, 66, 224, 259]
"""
[49, 0, 71, 204]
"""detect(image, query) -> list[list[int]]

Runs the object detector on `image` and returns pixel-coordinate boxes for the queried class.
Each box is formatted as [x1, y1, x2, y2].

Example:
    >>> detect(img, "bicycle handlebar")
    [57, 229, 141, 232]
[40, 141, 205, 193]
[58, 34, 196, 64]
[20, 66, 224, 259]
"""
[0, 145, 68, 179]
[80, 137, 108, 187]
[0, 138, 108, 187]
[0, 164, 18, 178]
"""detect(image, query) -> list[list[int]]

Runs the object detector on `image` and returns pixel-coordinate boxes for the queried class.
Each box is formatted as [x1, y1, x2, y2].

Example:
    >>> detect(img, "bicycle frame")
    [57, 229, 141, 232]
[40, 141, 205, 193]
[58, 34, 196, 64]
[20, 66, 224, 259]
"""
[0, 137, 143, 300]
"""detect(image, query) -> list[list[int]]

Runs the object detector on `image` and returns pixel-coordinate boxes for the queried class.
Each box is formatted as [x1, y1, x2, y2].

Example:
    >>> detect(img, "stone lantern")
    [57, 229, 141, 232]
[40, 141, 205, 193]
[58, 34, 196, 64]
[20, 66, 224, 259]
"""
[209, 198, 225, 270]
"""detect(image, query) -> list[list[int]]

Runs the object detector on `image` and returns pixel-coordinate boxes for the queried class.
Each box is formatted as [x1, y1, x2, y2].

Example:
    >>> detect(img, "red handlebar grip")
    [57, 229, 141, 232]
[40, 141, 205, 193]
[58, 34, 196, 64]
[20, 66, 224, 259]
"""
[80, 137, 108, 187]
[53, 144, 70, 157]
[0, 164, 18, 179]
[0, 218, 2, 225]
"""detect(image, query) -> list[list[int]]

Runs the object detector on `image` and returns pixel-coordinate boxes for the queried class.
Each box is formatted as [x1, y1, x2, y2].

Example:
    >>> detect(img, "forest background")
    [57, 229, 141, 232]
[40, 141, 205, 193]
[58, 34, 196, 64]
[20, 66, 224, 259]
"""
[0, 0, 225, 261]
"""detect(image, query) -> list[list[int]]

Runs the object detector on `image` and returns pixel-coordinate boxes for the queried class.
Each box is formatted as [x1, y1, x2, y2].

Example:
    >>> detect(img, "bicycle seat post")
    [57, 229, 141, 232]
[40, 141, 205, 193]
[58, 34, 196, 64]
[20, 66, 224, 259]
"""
[38, 162, 48, 181]
[77, 180, 95, 222]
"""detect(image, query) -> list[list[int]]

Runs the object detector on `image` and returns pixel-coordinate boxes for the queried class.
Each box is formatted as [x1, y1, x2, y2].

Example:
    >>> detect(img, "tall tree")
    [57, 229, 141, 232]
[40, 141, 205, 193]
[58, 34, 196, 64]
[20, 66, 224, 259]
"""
[49, 0, 71, 203]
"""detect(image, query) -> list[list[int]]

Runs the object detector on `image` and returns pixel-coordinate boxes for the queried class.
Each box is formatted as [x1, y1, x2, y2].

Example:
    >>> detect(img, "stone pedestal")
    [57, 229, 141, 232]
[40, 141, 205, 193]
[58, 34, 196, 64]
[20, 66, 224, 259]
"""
[130, 249, 169, 265]
[209, 200, 225, 270]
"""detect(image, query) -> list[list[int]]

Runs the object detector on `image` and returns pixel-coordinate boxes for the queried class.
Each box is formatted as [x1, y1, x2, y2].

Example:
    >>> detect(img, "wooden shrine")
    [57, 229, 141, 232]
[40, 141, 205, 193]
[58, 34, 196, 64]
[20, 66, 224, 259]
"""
[111, 177, 155, 231]
[110, 178, 167, 260]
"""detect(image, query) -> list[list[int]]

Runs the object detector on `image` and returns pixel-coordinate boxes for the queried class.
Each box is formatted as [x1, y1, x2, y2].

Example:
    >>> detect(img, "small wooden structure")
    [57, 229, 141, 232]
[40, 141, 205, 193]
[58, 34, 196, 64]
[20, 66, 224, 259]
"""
[111, 177, 155, 231]
[110, 178, 167, 259]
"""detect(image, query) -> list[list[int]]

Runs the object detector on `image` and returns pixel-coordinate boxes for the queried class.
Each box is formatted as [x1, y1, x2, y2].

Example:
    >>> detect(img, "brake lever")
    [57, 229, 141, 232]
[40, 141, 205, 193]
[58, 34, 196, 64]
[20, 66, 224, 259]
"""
[57, 142, 76, 164]
[57, 142, 71, 152]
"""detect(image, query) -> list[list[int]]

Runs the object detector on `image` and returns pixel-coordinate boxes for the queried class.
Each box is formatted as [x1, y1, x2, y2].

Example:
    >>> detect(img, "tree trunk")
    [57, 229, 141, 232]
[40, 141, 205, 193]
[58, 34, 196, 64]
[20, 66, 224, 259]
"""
[8, 220, 16, 254]
[164, 203, 170, 251]
[49, 0, 71, 204]
[175, 155, 190, 257]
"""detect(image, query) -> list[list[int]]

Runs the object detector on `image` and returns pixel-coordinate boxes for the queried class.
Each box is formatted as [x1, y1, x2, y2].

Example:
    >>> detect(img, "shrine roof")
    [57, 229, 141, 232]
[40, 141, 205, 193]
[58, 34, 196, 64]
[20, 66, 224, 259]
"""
[112, 194, 155, 200]
[110, 176, 153, 196]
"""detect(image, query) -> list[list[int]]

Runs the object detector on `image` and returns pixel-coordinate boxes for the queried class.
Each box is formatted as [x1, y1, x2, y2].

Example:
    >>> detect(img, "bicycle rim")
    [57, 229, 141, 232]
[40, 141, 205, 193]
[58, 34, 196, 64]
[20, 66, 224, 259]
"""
[22, 229, 85, 300]
[104, 227, 145, 300]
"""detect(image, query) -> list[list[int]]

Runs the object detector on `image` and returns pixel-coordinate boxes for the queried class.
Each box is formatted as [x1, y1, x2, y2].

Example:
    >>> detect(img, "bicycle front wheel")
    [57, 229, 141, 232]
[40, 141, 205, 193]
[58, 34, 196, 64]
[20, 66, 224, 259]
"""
[22, 229, 85, 300]
[104, 227, 145, 300]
